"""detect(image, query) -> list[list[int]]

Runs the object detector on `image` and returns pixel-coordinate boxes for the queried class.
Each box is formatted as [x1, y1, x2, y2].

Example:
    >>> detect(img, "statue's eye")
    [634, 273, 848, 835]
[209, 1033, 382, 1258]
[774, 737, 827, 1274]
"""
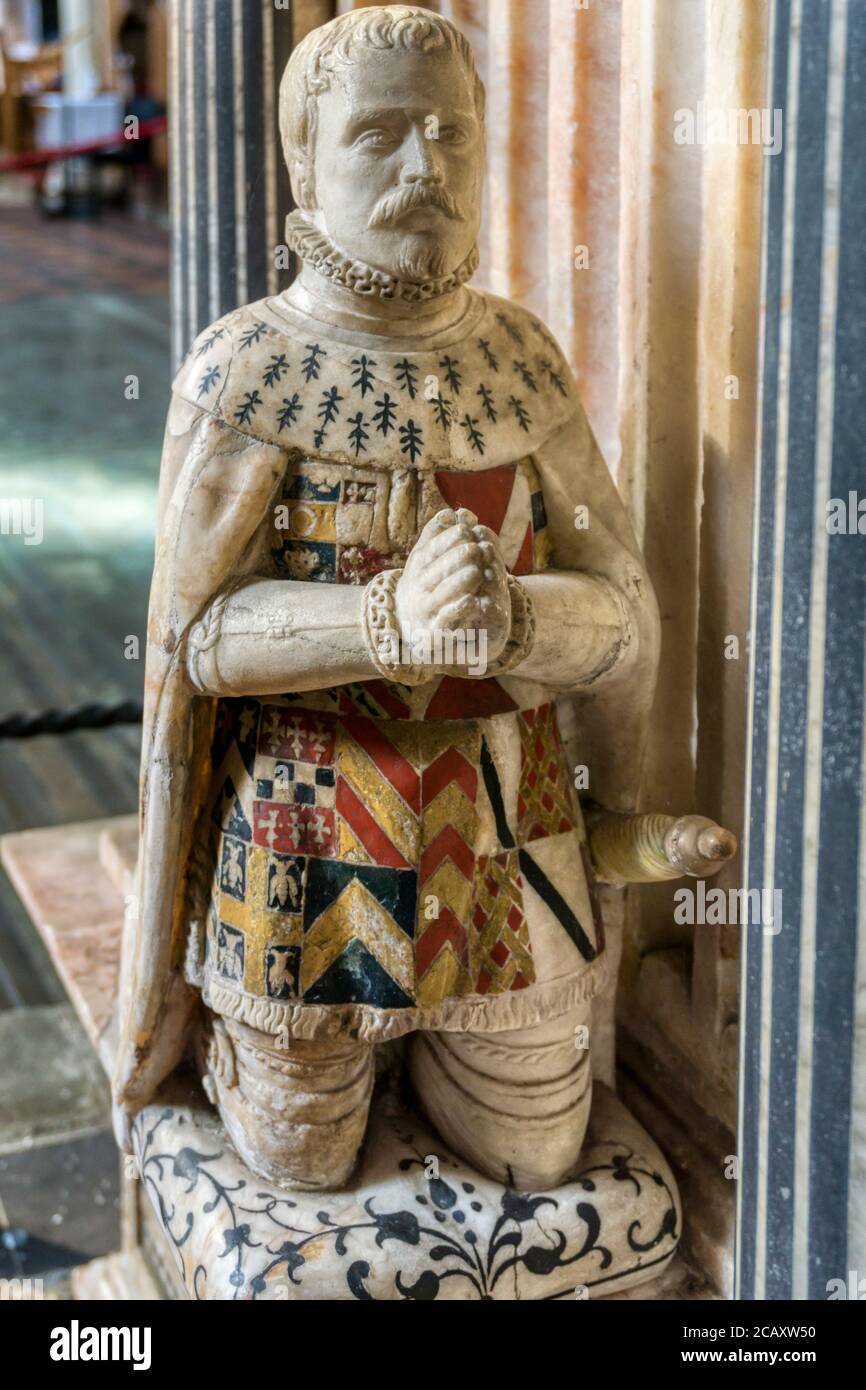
[356, 128, 397, 150]
[439, 126, 468, 146]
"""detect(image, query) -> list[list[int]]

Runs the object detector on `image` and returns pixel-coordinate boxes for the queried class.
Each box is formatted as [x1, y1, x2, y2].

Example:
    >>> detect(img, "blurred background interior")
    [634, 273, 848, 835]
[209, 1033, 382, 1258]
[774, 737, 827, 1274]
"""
[0, 0, 169, 1289]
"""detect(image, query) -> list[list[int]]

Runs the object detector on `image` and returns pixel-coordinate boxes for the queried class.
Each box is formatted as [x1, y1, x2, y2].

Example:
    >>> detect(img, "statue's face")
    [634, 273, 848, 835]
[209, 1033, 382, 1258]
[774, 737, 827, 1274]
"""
[310, 46, 483, 281]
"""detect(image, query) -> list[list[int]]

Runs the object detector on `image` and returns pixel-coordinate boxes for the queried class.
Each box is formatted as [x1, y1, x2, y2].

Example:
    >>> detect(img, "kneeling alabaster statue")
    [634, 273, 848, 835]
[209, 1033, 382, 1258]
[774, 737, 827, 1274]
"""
[114, 5, 733, 1193]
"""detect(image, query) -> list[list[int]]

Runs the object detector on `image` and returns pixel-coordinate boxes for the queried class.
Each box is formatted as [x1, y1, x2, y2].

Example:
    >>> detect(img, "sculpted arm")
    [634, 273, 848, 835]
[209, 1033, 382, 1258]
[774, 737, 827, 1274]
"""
[185, 508, 494, 695]
[506, 406, 658, 692]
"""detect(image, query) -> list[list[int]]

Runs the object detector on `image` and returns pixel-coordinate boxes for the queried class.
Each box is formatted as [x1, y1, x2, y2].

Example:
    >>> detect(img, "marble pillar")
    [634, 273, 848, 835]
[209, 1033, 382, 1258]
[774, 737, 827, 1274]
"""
[737, 0, 866, 1302]
[168, 0, 309, 368]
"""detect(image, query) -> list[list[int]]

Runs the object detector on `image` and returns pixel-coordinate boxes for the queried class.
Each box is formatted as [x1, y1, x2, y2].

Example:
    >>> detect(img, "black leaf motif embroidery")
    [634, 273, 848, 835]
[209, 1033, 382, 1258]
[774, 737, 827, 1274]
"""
[234, 390, 262, 424]
[399, 419, 424, 462]
[301, 343, 326, 382]
[476, 383, 497, 422]
[347, 411, 369, 456]
[263, 354, 290, 388]
[460, 414, 485, 455]
[509, 396, 531, 432]
[477, 338, 499, 371]
[277, 393, 303, 431]
[239, 321, 268, 350]
[372, 392, 398, 435]
[195, 327, 226, 358]
[496, 311, 525, 347]
[394, 357, 419, 399]
[439, 354, 462, 395]
[351, 355, 377, 397]
[197, 365, 221, 399]
[513, 360, 538, 393]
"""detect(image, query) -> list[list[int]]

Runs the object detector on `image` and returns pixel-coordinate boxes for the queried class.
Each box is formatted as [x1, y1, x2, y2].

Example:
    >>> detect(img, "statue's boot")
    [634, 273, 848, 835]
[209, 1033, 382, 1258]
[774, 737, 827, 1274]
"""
[200, 1013, 374, 1189]
[408, 1001, 592, 1191]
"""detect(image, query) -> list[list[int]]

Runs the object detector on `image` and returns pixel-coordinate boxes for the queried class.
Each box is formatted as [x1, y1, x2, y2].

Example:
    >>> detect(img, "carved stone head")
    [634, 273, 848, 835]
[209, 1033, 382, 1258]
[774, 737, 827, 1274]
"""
[279, 5, 486, 283]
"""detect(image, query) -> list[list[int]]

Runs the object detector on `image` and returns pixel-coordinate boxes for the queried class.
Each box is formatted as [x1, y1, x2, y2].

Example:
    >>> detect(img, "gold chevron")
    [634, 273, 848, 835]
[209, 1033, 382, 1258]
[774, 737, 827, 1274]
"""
[338, 734, 420, 863]
[416, 721, 481, 770]
[418, 860, 474, 923]
[415, 941, 471, 1006]
[300, 875, 415, 995]
[421, 780, 478, 846]
[337, 816, 374, 864]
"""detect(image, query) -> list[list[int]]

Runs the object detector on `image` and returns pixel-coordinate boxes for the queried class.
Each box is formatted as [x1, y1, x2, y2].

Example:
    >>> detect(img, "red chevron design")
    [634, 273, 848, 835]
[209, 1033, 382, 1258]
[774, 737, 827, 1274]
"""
[340, 712, 421, 812]
[419, 824, 476, 883]
[335, 777, 411, 869]
[424, 677, 518, 720]
[421, 747, 477, 806]
[414, 905, 468, 977]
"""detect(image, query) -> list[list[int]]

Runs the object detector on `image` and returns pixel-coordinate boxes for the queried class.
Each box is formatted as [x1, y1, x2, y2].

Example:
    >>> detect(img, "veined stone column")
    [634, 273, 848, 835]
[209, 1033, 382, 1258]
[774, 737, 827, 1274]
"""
[168, 0, 332, 369]
[737, 0, 866, 1301]
[60, 0, 101, 97]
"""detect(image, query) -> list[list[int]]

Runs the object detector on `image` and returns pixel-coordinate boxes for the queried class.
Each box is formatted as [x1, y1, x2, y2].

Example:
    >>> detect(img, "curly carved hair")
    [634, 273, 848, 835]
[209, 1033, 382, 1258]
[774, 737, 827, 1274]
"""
[279, 5, 485, 210]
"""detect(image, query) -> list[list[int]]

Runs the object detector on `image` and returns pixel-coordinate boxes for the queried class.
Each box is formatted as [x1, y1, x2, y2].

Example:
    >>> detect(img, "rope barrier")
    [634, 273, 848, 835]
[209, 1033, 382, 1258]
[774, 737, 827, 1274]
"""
[0, 699, 143, 739]
[0, 116, 167, 174]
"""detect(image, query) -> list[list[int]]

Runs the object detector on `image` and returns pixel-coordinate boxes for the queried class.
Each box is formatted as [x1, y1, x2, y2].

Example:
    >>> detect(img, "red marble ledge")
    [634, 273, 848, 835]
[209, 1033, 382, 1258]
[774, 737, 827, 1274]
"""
[0, 814, 136, 1073]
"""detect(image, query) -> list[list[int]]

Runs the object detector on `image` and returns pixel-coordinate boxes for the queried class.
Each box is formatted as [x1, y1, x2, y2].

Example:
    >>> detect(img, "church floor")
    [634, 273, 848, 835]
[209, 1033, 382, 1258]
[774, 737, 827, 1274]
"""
[0, 189, 169, 1276]
[0, 195, 169, 1006]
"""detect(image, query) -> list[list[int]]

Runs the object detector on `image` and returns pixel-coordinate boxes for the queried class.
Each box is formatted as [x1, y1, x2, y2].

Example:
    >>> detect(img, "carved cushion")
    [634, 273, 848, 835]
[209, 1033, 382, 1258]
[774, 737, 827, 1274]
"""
[134, 1077, 680, 1300]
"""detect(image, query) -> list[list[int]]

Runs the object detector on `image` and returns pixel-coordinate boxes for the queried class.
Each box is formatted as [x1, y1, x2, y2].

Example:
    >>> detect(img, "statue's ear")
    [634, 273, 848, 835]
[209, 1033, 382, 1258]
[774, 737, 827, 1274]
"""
[288, 155, 317, 211]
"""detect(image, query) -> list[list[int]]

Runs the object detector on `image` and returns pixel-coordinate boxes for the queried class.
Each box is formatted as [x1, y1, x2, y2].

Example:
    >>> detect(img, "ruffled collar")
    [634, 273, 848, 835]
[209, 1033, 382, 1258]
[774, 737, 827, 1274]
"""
[285, 209, 479, 304]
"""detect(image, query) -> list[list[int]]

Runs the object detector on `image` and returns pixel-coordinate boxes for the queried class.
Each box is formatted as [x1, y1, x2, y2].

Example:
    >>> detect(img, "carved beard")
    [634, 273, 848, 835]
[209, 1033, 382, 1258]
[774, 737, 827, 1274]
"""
[284, 209, 480, 302]
[393, 240, 451, 281]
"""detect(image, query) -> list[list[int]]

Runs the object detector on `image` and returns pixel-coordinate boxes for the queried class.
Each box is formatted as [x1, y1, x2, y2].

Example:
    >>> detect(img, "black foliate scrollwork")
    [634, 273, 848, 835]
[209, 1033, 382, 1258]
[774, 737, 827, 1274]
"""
[134, 1112, 679, 1301]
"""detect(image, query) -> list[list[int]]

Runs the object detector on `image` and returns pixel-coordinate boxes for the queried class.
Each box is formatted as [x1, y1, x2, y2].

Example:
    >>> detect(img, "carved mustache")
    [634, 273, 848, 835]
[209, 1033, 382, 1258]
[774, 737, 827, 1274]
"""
[367, 181, 463, 229]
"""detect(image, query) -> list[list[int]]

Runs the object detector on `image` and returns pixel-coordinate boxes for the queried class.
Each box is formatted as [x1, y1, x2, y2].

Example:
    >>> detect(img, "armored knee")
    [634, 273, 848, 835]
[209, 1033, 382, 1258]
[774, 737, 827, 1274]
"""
[201, 1015, 374, 1190]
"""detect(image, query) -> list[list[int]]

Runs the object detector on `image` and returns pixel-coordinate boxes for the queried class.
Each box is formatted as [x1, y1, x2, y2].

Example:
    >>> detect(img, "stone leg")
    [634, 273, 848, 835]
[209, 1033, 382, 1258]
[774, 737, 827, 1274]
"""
[407, 1001, 592, 1191]
[199, 1013, 375, 1190]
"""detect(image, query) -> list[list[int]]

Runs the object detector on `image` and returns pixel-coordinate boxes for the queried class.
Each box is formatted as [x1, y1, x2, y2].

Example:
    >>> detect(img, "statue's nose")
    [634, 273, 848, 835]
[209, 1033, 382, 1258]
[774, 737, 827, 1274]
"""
[401, 126, 442, 182]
